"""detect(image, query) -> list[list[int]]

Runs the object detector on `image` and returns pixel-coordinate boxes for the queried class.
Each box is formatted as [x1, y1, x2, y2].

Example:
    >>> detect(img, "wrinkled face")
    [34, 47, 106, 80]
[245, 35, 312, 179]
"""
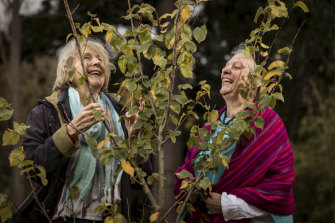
[220, 54, 253, 98]
[73, 45, 106, 91]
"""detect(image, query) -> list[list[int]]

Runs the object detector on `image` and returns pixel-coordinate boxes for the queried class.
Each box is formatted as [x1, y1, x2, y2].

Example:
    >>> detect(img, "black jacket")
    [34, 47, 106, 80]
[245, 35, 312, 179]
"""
[12, 89, 150, 222]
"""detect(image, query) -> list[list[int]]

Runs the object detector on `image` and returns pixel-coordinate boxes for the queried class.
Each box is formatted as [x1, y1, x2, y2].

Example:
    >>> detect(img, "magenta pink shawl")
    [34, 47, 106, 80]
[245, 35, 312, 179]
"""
[173, 107, 296, 222]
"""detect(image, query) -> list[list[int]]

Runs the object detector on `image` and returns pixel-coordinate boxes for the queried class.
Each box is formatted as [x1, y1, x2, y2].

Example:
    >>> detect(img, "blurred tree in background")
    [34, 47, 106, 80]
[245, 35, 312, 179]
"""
[0, 0, 334, 222]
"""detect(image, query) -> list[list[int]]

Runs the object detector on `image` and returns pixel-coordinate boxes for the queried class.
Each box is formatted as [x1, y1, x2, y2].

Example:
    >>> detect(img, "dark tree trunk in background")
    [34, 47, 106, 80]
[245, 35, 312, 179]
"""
[7, 0, 25, 207]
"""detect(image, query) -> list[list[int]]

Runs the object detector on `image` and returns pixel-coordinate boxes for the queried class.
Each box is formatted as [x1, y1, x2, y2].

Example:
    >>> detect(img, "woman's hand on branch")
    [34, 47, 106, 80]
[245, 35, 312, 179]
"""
[204, 192, 222, 215]
[125, 98, 145, 136]
[66, 103, 106, 137]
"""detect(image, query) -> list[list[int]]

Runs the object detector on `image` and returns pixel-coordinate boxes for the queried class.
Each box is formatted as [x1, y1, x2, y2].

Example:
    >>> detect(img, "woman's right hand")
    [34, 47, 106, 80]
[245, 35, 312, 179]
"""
[66, 103, 106, 137]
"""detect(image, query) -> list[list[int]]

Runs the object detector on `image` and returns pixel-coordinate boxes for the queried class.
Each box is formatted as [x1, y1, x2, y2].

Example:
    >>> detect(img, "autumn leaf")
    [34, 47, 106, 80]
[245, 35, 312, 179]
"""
[121, 160, 134, 178]
[149, 212, 159, 222]
[97, 138, 110, 150]
[9, 146, 25, 167]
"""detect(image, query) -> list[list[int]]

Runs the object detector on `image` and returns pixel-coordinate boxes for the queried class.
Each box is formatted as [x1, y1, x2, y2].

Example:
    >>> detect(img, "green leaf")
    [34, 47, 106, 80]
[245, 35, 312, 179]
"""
[87, 11, 97, 17]
[193, 25, 207, 43]
[176, 170, 193, 179]
[0, 203, 13, 223]
[277, 47, 292, 54]
[254, 7, 264, 23]
[92, 108, 102, 120]
[179, 62, 193, 78]
[85, 134, 97, 149]
[184, 41, 197, 53]
[178, 84, 193, 90]
[153, 57, 167, 68]
[91, 26, 104, 32]
[13, 122, 30, 135]
[254, 116, 265, 129]
[208, 110, 218, 122]
[273, 92, 285, 102]
[0, 108, 13, 121]
[2, 130, 20, 146]
[9, 146, 25, 167]
[199, 177, 211, 191]
[155, 34, 164, 41]
[146, 44, 157, 59]
[68, 68, 76, 81]
[269, 5, 288, 18]
[294, 1, 309, 13]
[139, 42, 152, 53]
[125, 79, 137, 92]
[260, 95, 271, 111]
[138, 28, 152, 44]
[173, 94, 188, 106]
[70, 186, 79, 199]
[170, 102, 181, 114]
[37, 165, 48, 186]
[236, 110, 254, 119]
[78, 77, 85, 84]
[118, 56, 127, 74]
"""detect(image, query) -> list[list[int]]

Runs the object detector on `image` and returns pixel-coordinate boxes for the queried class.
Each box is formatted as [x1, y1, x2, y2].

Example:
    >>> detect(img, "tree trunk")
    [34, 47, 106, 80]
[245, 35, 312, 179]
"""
[7, 0, 25, 208]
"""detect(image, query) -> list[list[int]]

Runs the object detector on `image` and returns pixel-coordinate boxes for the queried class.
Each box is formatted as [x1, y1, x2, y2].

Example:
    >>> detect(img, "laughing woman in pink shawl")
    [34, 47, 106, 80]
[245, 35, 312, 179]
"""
[174, 46, 295, 223]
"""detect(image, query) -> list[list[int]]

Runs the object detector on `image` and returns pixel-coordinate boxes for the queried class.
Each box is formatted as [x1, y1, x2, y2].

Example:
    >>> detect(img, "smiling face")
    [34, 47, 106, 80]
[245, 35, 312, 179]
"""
[72, 45, 106, 93]
[220, 53, 254, 101]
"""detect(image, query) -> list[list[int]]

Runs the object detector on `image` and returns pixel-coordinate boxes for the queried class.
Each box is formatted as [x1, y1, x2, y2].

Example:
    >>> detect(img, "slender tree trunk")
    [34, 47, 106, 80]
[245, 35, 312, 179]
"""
[8, 0, 25, 207]
[155, 1, 184, 221]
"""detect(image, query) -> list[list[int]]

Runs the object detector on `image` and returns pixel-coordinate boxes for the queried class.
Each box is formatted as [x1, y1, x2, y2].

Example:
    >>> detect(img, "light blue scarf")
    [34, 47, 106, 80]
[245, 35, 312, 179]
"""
[58, 87, 124, 215]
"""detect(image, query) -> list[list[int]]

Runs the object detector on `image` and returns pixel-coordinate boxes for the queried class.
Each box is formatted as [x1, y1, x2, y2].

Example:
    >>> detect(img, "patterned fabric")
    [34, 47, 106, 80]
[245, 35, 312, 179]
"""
[173, 106, 296, 222]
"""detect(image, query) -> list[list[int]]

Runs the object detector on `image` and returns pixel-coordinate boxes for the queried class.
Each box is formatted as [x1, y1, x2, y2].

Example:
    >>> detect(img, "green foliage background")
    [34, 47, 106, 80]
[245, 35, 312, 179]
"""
[0, 0, 334, 222]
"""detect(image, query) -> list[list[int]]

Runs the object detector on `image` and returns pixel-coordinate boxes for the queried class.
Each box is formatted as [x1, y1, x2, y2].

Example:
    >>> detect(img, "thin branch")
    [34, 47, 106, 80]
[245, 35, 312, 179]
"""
[27, 176, 52, 223]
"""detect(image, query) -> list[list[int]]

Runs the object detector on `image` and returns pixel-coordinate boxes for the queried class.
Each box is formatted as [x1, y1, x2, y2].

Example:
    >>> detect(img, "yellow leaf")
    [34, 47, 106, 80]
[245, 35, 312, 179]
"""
[264, 70, 281, 80]
[149, 212, 159, 222]
[66, 33, 73, 43]
[121, 160, 134, 178]
[260, 51, 268, 57]
[104, 216, 114, 223]
[161, 22, 170, 28]
[208, 110, 218, 122]
[105, 29, 116, 44]
[260, 42, 269, 49]
[267, 83, 277, 92]
[178, 6, 191, 29]
[268, 60, 285, 70]
[97, 138, 110, 150]
[180, 180, 189, 189]
[150, 89, 157, 100]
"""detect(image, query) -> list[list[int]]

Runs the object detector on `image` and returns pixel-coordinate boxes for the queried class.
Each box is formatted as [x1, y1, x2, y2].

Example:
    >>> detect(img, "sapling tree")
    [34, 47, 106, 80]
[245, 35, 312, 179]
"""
[0, 0, 308, 222]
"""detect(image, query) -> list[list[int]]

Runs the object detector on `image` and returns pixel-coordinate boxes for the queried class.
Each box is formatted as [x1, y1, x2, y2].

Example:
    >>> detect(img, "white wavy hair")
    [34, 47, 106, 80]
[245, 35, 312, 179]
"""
[52, 38, 115, 92]
[230, 44, 256, 73]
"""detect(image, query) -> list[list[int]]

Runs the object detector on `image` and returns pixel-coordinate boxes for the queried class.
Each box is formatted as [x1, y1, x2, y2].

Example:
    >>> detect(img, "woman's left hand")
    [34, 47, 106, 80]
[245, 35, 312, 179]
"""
[204, 192, 222, 215]
[125, 98, 145, 136]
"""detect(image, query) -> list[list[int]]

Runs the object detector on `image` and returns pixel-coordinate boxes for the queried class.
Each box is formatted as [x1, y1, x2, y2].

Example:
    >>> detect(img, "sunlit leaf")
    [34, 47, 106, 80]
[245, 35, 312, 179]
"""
[179, 62, 193, 78]
[125, 79, 137, 92]
[121, 160, 134, 178]
[9, 146, 25, 167]
[254, 7, 264, 23]
[268, 60, 285, 70]
[193, 25, 207, 43]
[277, 47, 292, 54]
[273, 92, 285, 102]
[149, 212, 159, 222]
[104, 216, 114, 223]
[264, 70, 281, 80]
[98, 138, 110, 150]
[13, 122, 30, 135]
[176, 170, 193, 179]
[2, 130, 19, 146]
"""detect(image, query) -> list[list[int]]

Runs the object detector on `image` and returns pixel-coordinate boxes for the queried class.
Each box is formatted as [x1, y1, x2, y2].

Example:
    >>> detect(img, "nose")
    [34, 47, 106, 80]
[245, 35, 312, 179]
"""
[91, 57, 101, 66]
[221, 65, 231, 78]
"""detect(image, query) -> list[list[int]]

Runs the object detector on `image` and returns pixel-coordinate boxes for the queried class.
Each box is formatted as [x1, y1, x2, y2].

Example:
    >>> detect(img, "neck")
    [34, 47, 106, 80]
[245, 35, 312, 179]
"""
[223, 94, 246, 118]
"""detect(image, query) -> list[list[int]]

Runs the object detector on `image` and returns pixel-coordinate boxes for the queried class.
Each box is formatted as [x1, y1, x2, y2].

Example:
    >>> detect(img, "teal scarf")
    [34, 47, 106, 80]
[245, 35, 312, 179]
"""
[58, 87, 124, 215]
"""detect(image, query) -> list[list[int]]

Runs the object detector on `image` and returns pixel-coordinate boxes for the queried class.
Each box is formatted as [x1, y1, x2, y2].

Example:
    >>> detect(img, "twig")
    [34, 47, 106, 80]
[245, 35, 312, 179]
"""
[27, 176, 52, 223]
